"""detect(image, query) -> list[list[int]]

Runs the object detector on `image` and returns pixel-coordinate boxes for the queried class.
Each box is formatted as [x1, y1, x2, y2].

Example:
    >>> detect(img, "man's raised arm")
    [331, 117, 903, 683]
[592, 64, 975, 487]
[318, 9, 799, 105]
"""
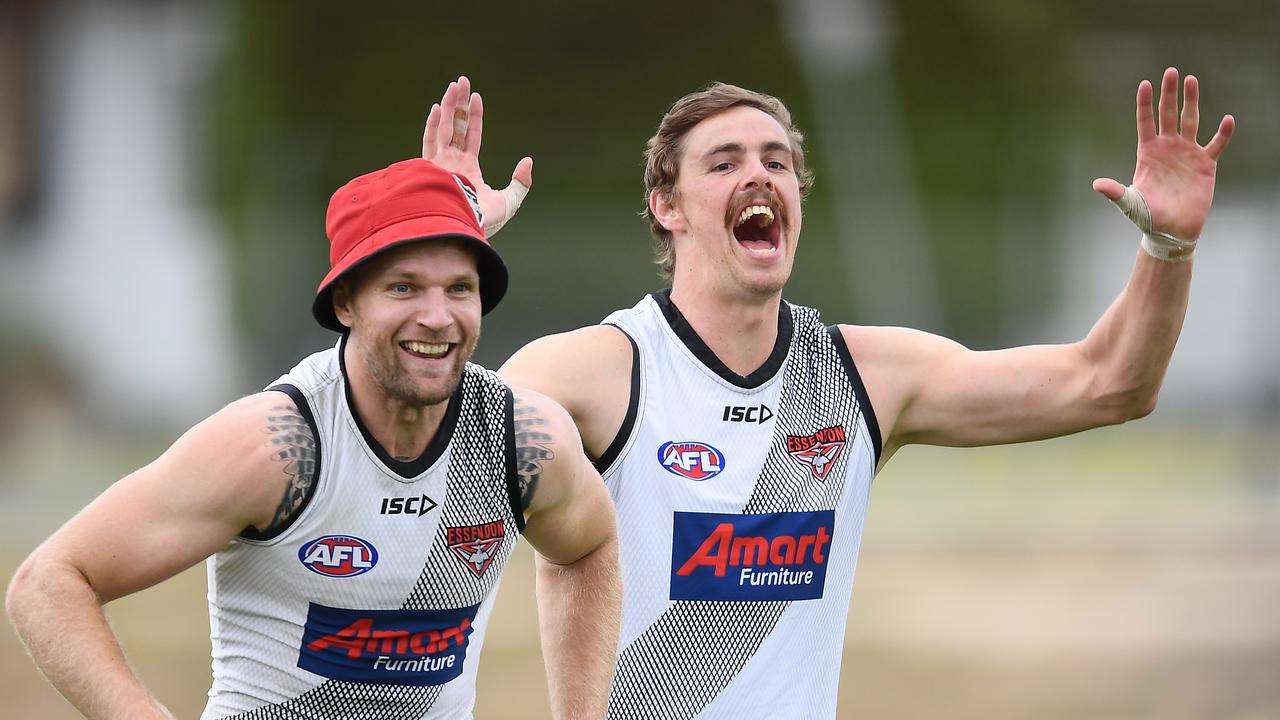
[844, 67, 1235, 462]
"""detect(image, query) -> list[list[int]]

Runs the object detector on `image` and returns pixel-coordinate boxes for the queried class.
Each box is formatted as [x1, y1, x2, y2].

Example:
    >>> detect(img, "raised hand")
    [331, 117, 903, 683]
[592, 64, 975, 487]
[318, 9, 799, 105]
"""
[1093, 67, 1234, 241]
[422, 75, 533, 237]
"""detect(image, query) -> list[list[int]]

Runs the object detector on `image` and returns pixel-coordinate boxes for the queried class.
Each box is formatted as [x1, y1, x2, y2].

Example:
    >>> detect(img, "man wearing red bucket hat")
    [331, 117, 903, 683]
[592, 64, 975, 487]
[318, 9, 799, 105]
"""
[8, 149, 620, 716]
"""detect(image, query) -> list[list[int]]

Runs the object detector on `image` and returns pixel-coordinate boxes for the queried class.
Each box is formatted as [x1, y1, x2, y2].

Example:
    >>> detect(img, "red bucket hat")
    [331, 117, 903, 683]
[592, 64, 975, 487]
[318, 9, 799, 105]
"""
[312, 158, 509, 333]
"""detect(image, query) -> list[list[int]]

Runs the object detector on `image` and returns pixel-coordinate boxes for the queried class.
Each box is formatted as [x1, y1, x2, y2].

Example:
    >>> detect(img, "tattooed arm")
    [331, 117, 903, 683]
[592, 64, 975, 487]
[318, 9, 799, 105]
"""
[5, 392, 310, 719]
[254, 399, 318, 535]
[511, 388, 621, 720]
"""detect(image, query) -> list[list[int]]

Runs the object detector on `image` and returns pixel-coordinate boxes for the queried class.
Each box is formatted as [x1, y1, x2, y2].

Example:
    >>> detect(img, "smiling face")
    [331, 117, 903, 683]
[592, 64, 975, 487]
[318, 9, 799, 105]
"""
[333, 239, 481, 408]
[653, 105, 804, 299]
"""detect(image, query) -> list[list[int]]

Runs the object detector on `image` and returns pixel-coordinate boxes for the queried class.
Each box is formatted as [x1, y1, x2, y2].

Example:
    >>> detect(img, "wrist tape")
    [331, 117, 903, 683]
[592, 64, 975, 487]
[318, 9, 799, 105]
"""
[483, 181, 530, 238]
[1109, 185, 1197, 263]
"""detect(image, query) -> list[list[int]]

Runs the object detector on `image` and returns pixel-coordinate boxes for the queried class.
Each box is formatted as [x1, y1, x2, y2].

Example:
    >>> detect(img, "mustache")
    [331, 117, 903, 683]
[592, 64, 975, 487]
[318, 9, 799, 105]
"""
[726, 189, 785, 226]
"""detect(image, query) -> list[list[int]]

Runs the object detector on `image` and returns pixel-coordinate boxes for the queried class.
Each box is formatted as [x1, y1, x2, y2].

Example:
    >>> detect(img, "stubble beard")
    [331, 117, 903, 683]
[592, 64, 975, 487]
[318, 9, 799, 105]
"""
[361, 332, 479, 408]
[727, 235, 794, 298]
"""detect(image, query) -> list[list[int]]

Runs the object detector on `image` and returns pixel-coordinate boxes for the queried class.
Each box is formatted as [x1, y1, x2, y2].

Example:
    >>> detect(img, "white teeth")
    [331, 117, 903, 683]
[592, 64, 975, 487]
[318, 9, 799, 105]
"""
[736, 205, 775, 227]
[402, 341, 449, 355]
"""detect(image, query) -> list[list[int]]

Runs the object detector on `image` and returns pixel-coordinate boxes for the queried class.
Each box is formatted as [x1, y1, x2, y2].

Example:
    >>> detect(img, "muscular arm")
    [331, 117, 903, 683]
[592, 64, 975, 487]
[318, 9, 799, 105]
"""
[849, 68, 1233, 463]
[511, 388, 621, 720]
[847, 251, 1186, 459]
[4, 392, 309, 719]
[500, 325, 634, 462]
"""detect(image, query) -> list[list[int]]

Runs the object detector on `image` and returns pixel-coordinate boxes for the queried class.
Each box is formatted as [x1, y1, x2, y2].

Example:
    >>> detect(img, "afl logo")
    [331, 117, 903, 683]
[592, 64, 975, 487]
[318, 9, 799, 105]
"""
[658, 441, 726, 481]
[299, 535, 379, 578]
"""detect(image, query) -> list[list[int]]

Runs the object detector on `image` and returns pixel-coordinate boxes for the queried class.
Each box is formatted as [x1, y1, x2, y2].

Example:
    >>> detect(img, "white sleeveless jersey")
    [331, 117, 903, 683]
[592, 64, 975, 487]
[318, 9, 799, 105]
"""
[202, 339, 522, 720]
[600, 291, 881, 720]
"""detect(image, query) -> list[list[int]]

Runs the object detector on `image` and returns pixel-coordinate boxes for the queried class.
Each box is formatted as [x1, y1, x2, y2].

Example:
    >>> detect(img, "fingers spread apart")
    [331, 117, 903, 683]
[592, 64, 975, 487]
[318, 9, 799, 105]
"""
[1138, 67, 1235, 160]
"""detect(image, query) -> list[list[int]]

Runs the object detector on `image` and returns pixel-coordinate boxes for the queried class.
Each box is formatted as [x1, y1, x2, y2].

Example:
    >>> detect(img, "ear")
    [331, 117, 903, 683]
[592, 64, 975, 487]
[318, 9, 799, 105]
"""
[332, 281, 356, 329]
[649, 189, 686, 233]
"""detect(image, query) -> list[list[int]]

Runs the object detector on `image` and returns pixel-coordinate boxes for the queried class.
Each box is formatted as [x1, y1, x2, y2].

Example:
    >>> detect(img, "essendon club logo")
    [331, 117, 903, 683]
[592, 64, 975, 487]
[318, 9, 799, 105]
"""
[446, 521, 505, 578]
[786, 425, 847, 480]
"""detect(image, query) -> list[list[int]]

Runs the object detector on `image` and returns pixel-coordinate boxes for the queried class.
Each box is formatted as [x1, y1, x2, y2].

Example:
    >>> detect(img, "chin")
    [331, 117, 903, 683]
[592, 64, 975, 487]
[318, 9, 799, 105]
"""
[392, 378, 460, 408]
[737, 266, 792, 296]
[380, 362, 467, 408]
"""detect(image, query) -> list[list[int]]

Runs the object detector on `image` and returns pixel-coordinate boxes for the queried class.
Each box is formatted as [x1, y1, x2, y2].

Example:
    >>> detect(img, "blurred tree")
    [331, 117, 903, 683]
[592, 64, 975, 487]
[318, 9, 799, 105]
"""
[211, 0, 1277, 377]
[211, 0, 817, 376]
[890, 0, 1074, 347]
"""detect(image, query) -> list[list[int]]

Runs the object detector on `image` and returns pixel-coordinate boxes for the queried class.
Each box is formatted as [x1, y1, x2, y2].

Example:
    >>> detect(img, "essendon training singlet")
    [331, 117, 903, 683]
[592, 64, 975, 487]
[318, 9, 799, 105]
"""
[600, 290, 881, 720]
[201, 338, 522, 720]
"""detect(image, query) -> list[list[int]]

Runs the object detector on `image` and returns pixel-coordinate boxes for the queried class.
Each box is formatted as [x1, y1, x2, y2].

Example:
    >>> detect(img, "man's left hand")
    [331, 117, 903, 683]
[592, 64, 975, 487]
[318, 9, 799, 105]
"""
[1093, 67, 1235, 241]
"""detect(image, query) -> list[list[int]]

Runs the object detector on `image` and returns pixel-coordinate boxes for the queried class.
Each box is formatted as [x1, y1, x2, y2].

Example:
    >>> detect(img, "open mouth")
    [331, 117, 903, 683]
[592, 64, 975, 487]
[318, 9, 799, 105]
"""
[400, 340, 452, 360]
[732, 204, 780, 253]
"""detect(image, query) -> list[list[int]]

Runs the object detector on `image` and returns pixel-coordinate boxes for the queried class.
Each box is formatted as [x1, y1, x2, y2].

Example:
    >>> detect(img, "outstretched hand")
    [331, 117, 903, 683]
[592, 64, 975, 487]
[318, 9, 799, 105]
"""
[422, 75, 533, 238]
[1093, 67, 1235, 241]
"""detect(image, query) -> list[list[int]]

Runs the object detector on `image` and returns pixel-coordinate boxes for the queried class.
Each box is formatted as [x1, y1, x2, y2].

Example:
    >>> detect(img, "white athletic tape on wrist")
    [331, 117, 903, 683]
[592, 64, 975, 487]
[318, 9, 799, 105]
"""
[1110, 185, 1197, 263]
[483, 180, 530, 238]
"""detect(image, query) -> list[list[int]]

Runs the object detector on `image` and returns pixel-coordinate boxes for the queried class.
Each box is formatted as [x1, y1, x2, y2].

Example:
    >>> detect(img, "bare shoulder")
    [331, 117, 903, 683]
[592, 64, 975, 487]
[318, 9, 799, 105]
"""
[834, 324, 967, 462]
[507, 386, 584, 515]
[161, 391, 318, 535]
[500, 325, 632, 391]
[508, 387, 615, 565]
[509, 385, 582, 448]
[173, 392, 294, 474]
[500, 325, 633, 460]
[247, 390, 321, 535]
[837, 324, 964, 364]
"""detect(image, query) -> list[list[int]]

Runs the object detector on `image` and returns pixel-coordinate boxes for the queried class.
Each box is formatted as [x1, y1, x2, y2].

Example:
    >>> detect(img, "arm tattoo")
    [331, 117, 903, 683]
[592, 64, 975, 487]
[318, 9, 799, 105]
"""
[513, 396, 555, 512]
[262, 404, 317, 533]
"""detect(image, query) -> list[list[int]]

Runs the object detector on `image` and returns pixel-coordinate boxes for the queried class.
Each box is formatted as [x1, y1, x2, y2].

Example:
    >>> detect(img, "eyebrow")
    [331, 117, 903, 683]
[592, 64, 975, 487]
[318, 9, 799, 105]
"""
[701, 140, 791, 159]
[380, 268, 478, 284]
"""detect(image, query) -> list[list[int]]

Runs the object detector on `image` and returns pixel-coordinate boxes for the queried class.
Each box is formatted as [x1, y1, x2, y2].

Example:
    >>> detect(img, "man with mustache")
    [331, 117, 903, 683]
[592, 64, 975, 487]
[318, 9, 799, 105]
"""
[440, 67, 1233, 718]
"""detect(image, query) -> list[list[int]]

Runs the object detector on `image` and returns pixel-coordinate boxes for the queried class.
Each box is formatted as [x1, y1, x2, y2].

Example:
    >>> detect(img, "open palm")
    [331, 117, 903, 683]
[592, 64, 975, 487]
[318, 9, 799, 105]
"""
[1093, 68, 1235, 241]
[421, 75, 533, 237]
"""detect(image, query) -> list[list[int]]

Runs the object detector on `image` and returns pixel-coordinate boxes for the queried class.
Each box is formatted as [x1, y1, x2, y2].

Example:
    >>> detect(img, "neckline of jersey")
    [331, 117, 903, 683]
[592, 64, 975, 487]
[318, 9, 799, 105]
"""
[650, 288, 793, 389]
[337, 333, 464, 480]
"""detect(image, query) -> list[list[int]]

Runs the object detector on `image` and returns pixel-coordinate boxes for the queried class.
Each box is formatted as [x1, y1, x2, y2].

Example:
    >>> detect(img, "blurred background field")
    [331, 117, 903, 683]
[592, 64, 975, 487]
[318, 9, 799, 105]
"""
[4, 430, 1279, 718]
[2, 0, 1277, 717]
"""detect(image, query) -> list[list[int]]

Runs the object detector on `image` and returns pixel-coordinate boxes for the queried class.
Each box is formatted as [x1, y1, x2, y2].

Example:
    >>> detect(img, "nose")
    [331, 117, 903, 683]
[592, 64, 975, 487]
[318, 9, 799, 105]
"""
[412, 288, 454, 331]
[741, 157, 773, 191]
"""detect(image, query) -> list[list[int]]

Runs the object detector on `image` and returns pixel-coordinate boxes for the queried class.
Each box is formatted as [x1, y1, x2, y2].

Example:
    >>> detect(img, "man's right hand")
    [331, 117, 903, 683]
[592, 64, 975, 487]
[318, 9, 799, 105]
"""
[421, 75, 533, 238]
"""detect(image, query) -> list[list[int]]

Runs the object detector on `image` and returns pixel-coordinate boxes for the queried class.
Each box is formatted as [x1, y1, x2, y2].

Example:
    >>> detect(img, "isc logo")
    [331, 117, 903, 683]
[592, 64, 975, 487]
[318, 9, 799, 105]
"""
[299, 535, 379, 578]
[722, 404, 773, 424]
[380, 494, 438, 517]
[657, 441, 726, 481]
